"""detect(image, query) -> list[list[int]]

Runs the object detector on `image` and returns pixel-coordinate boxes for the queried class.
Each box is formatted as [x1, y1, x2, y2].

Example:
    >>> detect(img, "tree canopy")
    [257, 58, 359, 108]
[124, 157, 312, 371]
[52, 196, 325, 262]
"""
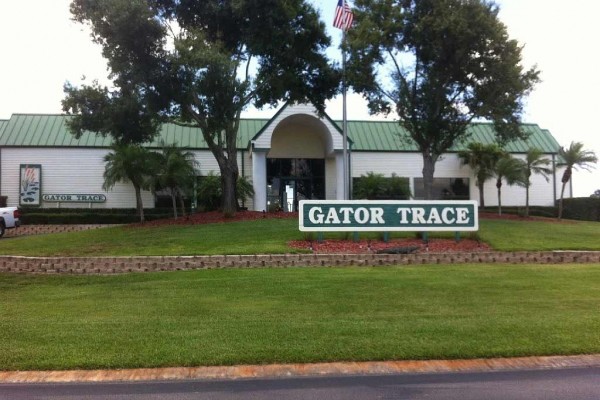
[63, 0, 339, 215]
[346, 0, 539, 199]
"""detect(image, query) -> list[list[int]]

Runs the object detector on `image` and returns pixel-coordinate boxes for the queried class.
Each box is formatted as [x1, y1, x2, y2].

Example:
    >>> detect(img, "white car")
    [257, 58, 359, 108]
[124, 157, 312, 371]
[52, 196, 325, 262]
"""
[0, 207, 21, 237]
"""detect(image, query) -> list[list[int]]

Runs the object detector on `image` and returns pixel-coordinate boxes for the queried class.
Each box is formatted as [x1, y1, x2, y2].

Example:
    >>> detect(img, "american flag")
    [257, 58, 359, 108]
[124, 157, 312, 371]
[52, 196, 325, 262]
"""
[333, 0, 353, 31]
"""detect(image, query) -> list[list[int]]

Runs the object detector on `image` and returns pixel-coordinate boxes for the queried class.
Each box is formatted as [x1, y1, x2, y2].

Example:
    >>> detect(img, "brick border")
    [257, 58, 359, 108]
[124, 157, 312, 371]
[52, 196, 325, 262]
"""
[0, 251, 599, 275]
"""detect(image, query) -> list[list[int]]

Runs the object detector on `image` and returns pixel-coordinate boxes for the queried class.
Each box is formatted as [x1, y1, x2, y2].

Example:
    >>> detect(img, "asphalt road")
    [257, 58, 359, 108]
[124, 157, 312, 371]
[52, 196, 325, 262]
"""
[1, 367, 599, 400]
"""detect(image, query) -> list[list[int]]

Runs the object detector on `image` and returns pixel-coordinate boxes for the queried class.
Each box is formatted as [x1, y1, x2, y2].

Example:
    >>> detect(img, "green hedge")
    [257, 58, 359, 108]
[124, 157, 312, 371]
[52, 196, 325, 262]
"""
[482, 206, 558, 218]
[19, 208, 173, 225]
[560, 198, 600, 222]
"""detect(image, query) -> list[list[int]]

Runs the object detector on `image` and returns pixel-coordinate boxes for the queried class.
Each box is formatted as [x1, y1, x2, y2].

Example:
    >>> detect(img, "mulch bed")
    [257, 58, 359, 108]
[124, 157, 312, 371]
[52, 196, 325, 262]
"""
[289, 238, 490, 254]
[135, 210, 564, 254]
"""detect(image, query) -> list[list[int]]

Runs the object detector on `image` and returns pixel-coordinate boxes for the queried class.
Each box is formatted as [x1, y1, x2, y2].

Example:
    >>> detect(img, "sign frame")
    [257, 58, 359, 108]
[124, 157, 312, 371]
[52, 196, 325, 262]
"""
[299, 200, 479, 232]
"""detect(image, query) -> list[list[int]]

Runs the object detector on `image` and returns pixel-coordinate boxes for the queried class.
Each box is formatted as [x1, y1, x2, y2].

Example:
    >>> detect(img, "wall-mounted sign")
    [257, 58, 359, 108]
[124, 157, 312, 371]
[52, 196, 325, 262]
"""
[20, 164, 42, 206]
[42, 194, 107, 203]
[299, 200, 478, 232]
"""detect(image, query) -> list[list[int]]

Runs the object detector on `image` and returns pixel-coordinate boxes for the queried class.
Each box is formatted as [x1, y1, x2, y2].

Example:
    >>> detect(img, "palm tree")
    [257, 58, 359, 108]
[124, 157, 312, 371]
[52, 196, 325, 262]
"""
[151, 141, 199, 218]
[493, 156, 526, 215]
[458, 142, 505, 208]
[523, 148, 552, 217]
[558, 142, 598, 219]
[103, 144, 155, 223]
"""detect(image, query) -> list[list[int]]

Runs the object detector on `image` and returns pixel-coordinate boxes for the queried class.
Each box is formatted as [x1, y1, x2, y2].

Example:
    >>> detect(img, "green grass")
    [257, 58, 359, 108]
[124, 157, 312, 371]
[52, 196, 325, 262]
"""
[0, 217, 598, 256]
[1, 264, 599, 371]
[479, 219, 600, 251]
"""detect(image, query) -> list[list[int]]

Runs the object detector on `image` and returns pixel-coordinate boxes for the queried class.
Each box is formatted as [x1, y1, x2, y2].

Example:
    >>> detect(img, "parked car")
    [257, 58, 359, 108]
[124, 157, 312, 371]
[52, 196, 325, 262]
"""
[0, 207, 21, 237]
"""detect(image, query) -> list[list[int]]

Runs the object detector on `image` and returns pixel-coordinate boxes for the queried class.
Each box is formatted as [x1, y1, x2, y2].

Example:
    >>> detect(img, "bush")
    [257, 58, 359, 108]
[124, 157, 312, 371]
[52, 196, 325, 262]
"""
[197, 172, 254, 211]
[353, 172, 410, 200]
[560, 197, 600, 222]
[19, 208, 172, 225]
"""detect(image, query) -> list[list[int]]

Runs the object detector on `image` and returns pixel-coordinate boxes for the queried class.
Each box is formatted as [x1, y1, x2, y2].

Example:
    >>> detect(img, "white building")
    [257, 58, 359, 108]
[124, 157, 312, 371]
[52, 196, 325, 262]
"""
[0, 103, 568, 211]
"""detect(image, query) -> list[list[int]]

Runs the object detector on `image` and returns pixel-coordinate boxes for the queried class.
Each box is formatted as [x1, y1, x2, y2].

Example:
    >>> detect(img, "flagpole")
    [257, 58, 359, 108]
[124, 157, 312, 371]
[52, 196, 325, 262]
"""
[342, 29, 348, 200]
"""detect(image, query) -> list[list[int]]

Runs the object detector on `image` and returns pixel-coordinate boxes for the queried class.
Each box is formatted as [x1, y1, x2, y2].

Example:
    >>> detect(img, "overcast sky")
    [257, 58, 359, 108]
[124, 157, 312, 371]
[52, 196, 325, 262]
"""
[0, 0, 598, 196]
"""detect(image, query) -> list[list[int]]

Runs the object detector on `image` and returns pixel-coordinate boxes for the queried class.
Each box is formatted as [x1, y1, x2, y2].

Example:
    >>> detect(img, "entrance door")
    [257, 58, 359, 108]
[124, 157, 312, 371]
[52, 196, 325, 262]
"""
[267, 159, 325, 212]
[281, 178, 311, 212]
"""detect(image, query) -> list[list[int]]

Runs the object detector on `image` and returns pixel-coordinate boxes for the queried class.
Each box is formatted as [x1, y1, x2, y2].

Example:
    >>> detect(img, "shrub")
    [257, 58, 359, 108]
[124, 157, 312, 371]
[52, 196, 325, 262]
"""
[560, 197, 600, 222]
[353, 172, 410, 200]
[18, 208, 172, 225]
[196, 172, 255, 211]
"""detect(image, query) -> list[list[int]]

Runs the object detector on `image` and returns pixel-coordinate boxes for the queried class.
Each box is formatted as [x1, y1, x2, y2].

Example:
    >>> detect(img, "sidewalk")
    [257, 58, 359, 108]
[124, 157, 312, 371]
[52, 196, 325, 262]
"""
[1, 355, 599, 383]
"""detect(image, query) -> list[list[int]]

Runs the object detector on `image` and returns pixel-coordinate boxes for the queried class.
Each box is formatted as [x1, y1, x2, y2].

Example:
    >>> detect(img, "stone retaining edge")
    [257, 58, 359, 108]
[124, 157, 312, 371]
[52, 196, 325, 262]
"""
[0, 251, 599, 275]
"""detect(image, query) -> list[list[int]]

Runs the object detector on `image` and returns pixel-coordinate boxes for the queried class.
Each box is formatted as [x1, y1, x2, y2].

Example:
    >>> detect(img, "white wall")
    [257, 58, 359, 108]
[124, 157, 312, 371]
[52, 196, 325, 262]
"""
[1, 148, 154, 208]
[351, 151, 562, 206]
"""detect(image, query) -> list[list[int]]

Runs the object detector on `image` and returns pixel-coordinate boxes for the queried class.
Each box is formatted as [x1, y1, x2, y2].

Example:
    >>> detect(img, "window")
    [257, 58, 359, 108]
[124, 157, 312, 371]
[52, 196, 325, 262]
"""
[413, 178, 470, 200]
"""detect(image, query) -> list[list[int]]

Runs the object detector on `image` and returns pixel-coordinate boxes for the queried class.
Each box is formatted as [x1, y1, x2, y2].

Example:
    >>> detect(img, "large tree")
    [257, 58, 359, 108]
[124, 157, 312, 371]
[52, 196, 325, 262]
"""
[346, 0, 539, 199]
[64, 0, 338, 215]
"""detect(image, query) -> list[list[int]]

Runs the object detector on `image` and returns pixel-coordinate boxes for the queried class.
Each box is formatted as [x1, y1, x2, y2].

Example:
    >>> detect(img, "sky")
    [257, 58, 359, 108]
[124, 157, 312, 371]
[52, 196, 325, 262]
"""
[0, 0, 598, 197]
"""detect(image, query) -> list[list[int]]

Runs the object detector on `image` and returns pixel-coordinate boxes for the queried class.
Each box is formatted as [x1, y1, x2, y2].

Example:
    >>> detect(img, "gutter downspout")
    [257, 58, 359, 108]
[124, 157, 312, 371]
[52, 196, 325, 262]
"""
[552, 154, 557, 205]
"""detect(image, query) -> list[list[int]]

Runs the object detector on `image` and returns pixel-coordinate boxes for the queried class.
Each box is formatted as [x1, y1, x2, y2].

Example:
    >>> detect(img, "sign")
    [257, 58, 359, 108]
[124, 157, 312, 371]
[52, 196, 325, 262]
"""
[19, 164, 42, 206]
[299, 200, 478, 232]
[42, 194, 107, 203]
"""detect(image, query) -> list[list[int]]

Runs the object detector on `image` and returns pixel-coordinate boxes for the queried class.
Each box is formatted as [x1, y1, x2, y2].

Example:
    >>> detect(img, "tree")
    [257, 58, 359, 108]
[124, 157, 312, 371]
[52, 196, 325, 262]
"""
[346, 0, 539, 199]
[493, 156, 525, 215]
[103, 144, 155, 223]
[522, 148, 552, 217]
[64, 0, 339, 216]
[592, 189, 600, 198]
[558, 142, 598, 219]
[458, 142, 505, 208]
[151, 141, 198, 219]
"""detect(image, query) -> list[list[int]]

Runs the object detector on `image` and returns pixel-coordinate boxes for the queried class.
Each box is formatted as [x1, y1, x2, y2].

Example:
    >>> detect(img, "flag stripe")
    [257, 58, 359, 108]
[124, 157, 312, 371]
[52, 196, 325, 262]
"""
[333, 0, 353, 30]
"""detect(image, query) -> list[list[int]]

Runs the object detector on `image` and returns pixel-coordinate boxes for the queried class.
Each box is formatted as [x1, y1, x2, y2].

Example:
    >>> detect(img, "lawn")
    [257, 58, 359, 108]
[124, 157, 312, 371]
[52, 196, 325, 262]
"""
[0, 217, 598, 256]
[1, 264, 599, 371]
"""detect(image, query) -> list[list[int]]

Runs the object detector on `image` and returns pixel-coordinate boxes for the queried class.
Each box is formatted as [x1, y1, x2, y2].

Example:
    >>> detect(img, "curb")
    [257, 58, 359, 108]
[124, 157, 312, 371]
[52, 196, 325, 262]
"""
[1, 355, 599, 383]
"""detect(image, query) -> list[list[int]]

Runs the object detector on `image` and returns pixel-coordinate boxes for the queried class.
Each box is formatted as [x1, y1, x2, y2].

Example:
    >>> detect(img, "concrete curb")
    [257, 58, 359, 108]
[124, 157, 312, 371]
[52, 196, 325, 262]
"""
[1, 355, 599, 383]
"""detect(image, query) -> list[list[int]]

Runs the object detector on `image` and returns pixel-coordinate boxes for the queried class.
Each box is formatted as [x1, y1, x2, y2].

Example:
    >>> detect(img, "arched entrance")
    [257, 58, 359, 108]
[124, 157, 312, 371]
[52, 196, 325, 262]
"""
[251, 104, 346, 212]
[266, 114, 333, 212]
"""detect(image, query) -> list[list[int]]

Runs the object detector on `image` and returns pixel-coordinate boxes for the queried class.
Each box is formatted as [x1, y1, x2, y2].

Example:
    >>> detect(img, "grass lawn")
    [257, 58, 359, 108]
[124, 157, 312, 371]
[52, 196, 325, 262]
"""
[0, 217, 598, 256]
[1, 264, 599, 371]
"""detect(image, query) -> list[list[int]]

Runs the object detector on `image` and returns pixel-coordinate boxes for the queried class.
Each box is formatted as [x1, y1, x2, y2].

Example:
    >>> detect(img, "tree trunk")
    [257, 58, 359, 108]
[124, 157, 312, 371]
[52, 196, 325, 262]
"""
[134, 184, 145, 223]
[478, 183, 485, 209]
[421, 152, 436, 200]
[558, 181, 567, 220]
[170, 189, 178, 219]
[177, 189, 186, 217]
[558, 167, 571, 220]
[221, 163, 239, 217]
[525, 186, 530, 218]
[496, 179, 502, 215]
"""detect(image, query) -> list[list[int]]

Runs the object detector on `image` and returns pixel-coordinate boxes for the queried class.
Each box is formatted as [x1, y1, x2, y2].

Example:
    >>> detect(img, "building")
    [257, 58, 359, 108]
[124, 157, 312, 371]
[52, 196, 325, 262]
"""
[0, 103, 568, 211]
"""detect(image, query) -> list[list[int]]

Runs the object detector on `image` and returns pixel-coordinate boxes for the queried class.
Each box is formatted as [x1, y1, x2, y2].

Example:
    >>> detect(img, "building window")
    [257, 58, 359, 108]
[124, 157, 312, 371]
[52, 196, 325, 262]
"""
[413, 178, 470, 200]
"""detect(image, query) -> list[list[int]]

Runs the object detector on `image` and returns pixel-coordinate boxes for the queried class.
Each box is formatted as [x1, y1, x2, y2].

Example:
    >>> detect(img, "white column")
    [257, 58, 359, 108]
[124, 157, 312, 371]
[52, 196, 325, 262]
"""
[252, 151, 267, 211]
[335, 152, 345, 200]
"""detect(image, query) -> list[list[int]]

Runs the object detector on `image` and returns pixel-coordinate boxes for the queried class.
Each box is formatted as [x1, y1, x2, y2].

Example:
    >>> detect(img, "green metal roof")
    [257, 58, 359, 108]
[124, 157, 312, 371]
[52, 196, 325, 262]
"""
[343, 120, 561, 153]
[0, 114, 561, 154]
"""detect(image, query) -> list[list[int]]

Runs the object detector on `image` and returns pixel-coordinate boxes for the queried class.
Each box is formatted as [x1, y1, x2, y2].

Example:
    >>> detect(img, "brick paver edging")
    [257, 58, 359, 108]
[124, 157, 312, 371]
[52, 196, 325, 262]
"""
[0, 251, 599, 274]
